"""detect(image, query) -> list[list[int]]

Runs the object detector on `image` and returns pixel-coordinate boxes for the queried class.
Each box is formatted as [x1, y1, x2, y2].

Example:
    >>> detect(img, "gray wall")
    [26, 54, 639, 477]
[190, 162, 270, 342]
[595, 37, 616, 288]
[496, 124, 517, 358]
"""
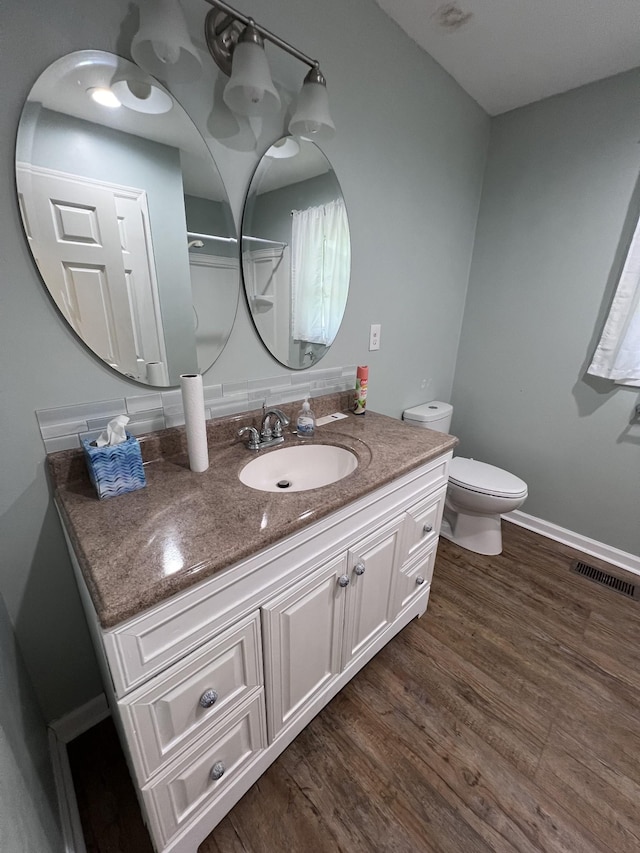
[0, 0, 488, 724]
[451, 68, 640, 556]
[0, 593, 63, 853]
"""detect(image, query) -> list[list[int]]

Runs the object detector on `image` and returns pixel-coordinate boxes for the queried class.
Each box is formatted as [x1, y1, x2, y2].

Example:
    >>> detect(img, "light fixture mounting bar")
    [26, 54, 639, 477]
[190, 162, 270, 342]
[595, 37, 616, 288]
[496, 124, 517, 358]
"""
[203, 0, 319, 73]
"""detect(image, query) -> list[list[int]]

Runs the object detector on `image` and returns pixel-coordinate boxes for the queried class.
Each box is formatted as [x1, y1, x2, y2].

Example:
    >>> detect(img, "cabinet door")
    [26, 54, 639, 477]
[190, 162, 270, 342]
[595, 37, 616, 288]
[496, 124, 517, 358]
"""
[262, 553, 348, 740]
[343, 518, 404, 668]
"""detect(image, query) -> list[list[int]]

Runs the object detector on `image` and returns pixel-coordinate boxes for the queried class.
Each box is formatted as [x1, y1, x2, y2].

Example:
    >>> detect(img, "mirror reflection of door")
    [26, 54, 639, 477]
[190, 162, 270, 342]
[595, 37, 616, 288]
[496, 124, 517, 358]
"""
[18, 164, 166, 381]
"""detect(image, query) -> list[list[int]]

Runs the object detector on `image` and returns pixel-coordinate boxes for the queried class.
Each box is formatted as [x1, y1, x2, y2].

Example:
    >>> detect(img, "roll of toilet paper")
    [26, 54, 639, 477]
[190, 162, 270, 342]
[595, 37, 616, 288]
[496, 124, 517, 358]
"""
[180, 374, 209, 473]
[146, 361, 166, 385]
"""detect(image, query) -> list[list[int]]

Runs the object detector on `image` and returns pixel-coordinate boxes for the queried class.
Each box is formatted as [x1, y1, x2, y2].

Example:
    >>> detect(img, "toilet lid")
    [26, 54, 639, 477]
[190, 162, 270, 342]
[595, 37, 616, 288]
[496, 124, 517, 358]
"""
[449, 457, 528, 499]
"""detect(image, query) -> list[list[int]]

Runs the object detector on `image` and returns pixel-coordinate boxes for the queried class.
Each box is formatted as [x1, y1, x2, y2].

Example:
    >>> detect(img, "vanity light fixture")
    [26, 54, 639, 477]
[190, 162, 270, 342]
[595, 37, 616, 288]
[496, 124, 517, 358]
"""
[130, 0, 335, 135]
[203, 0, 335, 135]
[221, 22, 281, 116]
[288, 66, 335, 141]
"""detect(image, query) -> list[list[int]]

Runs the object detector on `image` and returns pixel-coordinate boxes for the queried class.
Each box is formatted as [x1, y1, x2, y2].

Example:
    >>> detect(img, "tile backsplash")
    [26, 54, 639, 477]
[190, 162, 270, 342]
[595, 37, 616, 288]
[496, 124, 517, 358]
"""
[36, 366, 358, 453]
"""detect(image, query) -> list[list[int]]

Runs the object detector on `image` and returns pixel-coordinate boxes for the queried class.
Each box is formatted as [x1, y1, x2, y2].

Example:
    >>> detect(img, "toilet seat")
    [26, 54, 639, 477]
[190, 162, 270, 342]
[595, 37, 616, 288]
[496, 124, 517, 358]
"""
[449, 457, 528, 500]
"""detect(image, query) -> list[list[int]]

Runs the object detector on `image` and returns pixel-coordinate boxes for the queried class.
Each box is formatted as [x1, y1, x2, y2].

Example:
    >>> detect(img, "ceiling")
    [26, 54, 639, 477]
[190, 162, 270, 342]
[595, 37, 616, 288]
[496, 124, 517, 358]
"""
[375, 0, 640, 115]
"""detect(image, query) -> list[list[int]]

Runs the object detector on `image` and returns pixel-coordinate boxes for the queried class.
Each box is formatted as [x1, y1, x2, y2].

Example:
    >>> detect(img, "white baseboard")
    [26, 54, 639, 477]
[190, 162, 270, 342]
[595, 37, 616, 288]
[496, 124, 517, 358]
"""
[48, 694, 110, 853]
[504, 510, 640, 577]
[48, 728, 87, 853]
[49, 693, 110, 744]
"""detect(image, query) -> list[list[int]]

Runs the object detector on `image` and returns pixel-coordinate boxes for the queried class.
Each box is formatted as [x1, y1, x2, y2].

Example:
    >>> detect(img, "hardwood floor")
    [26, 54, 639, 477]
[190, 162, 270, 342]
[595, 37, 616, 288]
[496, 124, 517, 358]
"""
[66, 521, 640, 852]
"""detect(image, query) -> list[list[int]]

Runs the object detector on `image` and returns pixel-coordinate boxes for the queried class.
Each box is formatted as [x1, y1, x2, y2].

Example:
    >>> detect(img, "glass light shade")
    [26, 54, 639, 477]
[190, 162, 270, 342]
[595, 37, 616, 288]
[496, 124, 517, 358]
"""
[288, 81, 335, 141]
[111, 79, 172, 114]
[223, 40, 281, 117]
[131, 0, 201, 84]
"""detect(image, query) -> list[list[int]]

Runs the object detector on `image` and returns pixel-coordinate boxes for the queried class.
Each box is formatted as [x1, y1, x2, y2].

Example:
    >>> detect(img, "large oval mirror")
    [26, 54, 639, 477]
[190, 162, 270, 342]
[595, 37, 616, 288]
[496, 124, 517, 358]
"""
[16, 50, 238, 386]
[242, 137, 351, 369]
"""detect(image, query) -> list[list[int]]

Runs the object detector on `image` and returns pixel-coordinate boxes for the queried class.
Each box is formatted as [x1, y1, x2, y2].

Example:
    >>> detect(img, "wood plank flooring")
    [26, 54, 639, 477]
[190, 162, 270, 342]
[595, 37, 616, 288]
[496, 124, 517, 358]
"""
[66, 521, 640, 852]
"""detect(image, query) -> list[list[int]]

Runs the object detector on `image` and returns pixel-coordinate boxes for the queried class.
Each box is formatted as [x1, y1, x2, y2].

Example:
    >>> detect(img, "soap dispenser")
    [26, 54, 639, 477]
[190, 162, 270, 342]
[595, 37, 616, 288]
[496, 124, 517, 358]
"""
[296, 396, 316, 438]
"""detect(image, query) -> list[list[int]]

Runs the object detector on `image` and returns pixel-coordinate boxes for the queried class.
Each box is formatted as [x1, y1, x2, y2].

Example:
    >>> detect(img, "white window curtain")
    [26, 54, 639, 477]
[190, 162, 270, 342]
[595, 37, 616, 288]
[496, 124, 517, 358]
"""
[587, 214, 640, 386]
[290, 198, 350, 345]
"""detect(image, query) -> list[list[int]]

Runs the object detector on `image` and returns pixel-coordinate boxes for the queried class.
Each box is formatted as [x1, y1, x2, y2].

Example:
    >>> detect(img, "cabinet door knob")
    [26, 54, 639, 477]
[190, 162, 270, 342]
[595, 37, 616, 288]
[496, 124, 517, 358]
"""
[423, 524, 433, 534]
[199, 689, 219, 708]
[354, 562, 366, 576]
[416, 576, 425, 585]
[338, 575, 350, 588]
[210, 761, 225, 781]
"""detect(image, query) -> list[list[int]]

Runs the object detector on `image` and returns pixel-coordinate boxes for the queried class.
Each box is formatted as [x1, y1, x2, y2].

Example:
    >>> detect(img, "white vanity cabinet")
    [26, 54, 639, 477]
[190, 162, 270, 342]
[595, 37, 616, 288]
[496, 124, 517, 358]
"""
[262, 516, 406, 741]
[64, 450, 451, 853]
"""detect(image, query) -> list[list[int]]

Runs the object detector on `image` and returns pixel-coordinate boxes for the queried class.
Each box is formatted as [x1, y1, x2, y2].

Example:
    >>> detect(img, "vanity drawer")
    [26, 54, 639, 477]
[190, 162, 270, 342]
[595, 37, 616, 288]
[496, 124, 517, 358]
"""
[403, 486, 446, 563]
[397, 543, 436, 612]
[142, 691, 267, 846]
[120, 613, 262, 783]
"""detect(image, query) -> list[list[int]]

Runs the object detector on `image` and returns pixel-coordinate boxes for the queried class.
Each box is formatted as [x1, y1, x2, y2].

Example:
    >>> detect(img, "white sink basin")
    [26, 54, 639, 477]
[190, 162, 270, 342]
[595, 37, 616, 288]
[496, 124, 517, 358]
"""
[239, 444, 358, 492]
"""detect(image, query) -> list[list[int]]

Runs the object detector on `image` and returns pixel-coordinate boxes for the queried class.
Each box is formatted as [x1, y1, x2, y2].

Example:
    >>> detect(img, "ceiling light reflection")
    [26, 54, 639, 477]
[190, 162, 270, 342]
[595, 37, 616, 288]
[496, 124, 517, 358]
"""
[162, 537, 185, 576]
[87, 87, 121, 108]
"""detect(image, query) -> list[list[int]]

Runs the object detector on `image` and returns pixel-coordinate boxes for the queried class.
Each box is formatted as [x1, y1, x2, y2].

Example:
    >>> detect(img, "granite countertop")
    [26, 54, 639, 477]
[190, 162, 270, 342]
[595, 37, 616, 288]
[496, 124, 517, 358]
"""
[50, 401, 457, 630]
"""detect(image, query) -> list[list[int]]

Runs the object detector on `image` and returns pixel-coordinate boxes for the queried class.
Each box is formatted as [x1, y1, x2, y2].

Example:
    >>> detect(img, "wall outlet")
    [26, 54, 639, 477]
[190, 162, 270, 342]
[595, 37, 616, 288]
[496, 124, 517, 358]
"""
[369, 324, 381, 351]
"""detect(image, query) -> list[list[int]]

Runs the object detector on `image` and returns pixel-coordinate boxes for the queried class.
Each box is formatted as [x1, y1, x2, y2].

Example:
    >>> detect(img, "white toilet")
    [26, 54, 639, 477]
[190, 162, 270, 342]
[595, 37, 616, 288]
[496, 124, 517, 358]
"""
[403, 402, 528, 556]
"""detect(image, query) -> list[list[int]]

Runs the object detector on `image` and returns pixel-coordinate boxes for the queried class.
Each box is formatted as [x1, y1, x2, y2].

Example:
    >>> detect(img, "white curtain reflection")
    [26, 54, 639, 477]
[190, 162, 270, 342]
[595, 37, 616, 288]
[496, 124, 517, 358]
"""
[290, 199, 350, 345]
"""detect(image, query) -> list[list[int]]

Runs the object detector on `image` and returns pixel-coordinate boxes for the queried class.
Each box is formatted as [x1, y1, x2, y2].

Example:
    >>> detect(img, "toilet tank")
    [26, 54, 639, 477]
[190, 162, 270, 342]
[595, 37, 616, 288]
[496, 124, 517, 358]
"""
[403, 401, 453, 433]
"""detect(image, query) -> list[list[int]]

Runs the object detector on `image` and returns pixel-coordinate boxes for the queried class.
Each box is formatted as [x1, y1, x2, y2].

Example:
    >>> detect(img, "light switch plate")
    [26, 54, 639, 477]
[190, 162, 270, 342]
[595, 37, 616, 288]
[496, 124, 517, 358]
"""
[369, 324, 381, 351]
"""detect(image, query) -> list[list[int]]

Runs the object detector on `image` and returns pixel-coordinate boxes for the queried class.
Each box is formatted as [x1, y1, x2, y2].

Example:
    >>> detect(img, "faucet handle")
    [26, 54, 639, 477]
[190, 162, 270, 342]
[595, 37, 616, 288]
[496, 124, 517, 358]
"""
[237, 426, 261, 450]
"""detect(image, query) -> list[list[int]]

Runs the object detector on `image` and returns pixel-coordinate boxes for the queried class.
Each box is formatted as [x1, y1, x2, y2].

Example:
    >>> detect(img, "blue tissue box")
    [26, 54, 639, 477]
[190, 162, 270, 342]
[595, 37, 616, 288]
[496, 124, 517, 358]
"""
[82, 433, 146, 499]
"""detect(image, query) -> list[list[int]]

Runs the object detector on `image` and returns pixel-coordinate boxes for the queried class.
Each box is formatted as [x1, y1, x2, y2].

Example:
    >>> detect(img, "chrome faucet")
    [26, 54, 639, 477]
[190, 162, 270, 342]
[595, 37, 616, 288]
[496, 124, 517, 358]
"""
[237, 425, 261, 450]
[260, 408, 290, 446]
[237, 408, 291, 451]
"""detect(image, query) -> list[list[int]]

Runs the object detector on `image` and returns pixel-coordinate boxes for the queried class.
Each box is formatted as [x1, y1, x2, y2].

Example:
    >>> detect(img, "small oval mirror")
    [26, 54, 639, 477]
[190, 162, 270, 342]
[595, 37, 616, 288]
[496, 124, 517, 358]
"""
[241, 137, 351, 369]
[16, 50, 239, 386]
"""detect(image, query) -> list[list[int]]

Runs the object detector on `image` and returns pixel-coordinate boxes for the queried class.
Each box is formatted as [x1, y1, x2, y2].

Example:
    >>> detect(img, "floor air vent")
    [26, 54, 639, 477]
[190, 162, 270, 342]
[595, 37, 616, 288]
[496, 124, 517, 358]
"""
[571, 560, 639, 600]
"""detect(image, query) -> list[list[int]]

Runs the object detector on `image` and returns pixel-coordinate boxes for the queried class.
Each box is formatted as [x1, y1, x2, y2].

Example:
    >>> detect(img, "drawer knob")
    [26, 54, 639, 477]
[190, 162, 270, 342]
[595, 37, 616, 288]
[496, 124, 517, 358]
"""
[354, 562, 366, 576]
[210, 761, 225, 781]
[423, 524, 433, 534]
[416, 576, 426, 585]
[338, 575, 350, 588]
[199, 689, 219, 708]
